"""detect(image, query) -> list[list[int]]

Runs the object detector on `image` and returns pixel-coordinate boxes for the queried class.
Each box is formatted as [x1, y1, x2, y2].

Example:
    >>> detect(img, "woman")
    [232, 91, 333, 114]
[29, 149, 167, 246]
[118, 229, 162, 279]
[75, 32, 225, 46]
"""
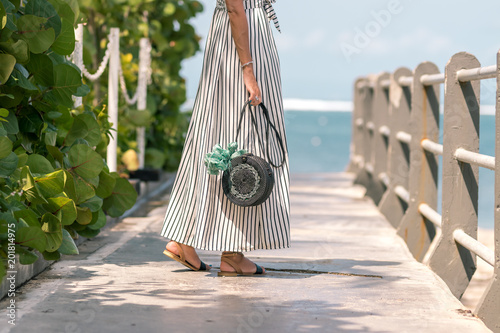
[160, 0, 290, 276]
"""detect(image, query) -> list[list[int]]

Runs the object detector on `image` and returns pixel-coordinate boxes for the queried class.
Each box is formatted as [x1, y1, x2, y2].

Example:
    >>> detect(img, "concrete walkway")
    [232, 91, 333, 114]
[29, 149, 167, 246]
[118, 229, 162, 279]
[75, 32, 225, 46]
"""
[0, 173, 491, 332]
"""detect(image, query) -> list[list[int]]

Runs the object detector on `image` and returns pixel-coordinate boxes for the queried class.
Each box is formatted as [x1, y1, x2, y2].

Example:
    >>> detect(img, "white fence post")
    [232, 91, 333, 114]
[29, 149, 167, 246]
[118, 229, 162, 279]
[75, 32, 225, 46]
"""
[73, 24, 84, 108]
[137, 38, 151, 169]
[107, 28, 120, 173]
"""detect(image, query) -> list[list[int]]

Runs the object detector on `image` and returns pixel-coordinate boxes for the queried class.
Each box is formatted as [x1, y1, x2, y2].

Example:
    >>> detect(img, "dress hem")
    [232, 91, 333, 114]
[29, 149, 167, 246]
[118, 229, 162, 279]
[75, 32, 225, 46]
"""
[162, 235, 291, 253]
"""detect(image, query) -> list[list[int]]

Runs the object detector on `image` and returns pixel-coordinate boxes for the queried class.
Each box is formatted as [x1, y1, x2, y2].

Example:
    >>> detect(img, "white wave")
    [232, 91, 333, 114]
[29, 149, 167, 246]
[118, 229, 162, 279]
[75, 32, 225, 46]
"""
[481, 105, 495, 116]
[182, 98, 495, 115]
[284, 99, 353, 112]
[181, 98, 353, 112]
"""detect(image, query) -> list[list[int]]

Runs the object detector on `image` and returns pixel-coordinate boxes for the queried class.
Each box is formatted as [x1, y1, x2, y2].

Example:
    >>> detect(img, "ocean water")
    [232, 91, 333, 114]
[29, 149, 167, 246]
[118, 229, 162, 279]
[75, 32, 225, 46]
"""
[283, 111, 495, 229]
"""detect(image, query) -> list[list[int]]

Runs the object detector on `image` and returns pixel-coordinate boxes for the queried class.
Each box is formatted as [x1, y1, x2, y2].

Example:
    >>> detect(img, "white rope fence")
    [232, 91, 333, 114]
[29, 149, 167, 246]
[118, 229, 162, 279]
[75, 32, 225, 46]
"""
[72, 24, 152, 172]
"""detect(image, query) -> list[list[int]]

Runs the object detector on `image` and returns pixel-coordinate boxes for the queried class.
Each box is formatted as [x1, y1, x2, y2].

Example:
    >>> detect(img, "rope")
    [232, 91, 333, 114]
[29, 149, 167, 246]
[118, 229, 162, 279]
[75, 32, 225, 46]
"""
[119, 67, 138, 105]
[118, 41, 152, 106]
[71, 27, 152, 106]
[80, 40, 112, 82]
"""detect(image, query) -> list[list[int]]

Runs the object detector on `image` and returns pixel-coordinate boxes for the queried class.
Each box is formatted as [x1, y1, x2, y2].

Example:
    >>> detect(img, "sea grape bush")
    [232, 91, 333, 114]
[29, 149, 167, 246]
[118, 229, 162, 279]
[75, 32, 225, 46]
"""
[0, 0, 137, 280]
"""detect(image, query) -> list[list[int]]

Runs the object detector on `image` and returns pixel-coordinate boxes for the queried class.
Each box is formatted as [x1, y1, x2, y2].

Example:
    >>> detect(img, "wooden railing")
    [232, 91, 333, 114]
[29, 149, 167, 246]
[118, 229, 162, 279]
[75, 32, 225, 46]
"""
[348, 50, 500, 332]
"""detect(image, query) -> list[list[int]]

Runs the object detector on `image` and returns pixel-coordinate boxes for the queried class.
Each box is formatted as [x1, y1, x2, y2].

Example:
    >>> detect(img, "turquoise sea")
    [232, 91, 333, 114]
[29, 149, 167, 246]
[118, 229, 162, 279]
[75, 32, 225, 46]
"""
[284, 111, 495, 229]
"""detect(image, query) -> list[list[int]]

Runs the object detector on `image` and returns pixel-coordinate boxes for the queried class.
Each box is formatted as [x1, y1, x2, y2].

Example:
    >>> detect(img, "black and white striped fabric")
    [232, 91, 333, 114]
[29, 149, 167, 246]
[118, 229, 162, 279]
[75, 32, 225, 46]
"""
[160, 0, 290, 252]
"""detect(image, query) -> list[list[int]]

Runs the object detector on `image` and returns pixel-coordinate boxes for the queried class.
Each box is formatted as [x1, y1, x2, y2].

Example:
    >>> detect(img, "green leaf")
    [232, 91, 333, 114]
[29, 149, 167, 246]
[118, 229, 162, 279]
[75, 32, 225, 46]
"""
[35, 170, 65, 198]
[0, 212, 16, 227]
[16, 226, 47, 252]
[127, 109, 152, 127]
[25, 0, 61, 36]
[2, 109, 18, 134]
[41, 212, 62, 252]
[0, 0, 6, 30]
[58, 228, 78, 255]
[44, 131, 57, 146]
[0, 219, 8, 236]
[43, 197, 77, 226]
[70, 170, 95, 204]
[51, 18, 74, 55]
[80, 195, 103, 212]
[10, 69, 37, 90]
[0, 151, 18, 178]
[16, 15, 55, 54]
[14, 209, 41, 227]
[26, 54, 53, 87]
[63, 0, 79, 24]
[16, 218, 30, 230]
[42, 250, 60, 260]
[0, 136, 12, 159]
[47, 0, 75, 24]
[26, 154, 55, 175]
[21, 166, 48, 204]
[0, 0, 15, 31]
[47, 63, 82, 107]
[74, 83, 90, 97]
[17, 246, 39, 265]
[16, 152, 28, 168]
[102, 177, 137, 217]
[0, 86, 23, 108]
[88, 209, 106, 230]
[0, 108, 7, 117]
[96, 169, 116, 198]
[46, 145, 64, 165]
[63, 169, 77, 200]
[68, 144, 104, 179]
[19, 108, 44, 134]
[76, 206, 92, 225]
[0, 40, 29, 64]
[0, 54, 16, 85]
[75, 226, 99, 238]
[78, 113, 101, 146]
[65, 115, 88, 146]
[145, 148, 166, 169]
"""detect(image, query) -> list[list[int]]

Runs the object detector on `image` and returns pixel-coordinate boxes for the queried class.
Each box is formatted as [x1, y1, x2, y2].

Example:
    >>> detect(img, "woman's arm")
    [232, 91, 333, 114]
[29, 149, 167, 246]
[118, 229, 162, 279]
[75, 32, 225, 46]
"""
[225, 0, 261, 105]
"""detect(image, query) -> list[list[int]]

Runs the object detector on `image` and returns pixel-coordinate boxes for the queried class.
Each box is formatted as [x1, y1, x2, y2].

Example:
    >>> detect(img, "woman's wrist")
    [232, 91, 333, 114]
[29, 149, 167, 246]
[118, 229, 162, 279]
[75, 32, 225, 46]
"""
[242, 64, 254, 74]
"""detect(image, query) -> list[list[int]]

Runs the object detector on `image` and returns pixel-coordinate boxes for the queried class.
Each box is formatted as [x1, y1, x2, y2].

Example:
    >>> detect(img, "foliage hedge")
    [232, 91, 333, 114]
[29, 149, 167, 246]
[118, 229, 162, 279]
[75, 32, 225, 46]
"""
[0, 0, 138, 281]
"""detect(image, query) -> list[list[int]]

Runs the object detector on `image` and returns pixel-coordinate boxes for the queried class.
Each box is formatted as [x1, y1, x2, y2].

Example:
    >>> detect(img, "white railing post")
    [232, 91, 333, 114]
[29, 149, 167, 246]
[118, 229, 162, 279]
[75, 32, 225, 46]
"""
[73, 24, 84, 108]
[137, 38, 151, 169]
[107, 28, 120, 173]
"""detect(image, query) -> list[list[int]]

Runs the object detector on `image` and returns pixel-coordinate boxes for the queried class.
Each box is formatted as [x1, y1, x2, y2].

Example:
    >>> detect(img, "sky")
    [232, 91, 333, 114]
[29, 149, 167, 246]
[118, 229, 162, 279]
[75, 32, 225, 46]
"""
[181, 0, 500, 105]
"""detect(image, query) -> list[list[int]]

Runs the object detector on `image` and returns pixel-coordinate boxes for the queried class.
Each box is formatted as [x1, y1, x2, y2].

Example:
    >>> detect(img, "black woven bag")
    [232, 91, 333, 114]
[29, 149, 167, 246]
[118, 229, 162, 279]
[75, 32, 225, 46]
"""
[221, 101, 286, 207]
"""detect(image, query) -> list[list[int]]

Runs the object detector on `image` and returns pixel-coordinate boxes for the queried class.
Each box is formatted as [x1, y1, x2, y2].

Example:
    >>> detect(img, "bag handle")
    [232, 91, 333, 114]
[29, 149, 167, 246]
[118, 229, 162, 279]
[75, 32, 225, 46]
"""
[235, 100, 286, 168]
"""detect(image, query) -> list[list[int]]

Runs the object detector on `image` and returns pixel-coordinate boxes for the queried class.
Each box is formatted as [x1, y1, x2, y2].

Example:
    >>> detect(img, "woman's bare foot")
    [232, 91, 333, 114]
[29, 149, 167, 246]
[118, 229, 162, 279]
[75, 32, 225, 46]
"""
[166, 241, 211, 270]
[220, 252, 265, 274]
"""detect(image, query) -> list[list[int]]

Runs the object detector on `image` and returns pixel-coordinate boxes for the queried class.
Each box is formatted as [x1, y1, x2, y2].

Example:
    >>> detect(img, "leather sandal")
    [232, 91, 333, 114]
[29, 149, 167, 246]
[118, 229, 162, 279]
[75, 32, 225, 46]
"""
[218, 252, 265, 277]
[163, 241, 211, 271]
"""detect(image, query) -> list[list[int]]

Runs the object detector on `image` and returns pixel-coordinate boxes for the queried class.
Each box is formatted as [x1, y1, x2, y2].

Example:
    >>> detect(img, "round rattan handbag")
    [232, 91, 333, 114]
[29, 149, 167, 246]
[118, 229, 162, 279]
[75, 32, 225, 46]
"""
[221, 101, 286, 207]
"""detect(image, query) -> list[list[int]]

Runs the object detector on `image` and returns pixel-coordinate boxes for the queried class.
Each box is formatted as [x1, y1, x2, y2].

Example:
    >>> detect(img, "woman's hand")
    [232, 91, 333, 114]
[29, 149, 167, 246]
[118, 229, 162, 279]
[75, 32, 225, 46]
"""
[243, 65, 261, 106]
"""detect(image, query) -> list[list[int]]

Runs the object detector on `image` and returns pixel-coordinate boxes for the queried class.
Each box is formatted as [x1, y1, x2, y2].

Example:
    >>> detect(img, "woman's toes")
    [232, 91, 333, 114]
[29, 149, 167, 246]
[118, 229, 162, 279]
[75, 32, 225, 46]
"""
[165, 241, 179, 255]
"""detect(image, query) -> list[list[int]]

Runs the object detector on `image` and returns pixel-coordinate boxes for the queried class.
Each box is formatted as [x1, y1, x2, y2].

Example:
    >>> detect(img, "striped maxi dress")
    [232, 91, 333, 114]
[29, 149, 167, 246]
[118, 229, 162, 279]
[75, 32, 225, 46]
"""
[160, 0, 290, 252]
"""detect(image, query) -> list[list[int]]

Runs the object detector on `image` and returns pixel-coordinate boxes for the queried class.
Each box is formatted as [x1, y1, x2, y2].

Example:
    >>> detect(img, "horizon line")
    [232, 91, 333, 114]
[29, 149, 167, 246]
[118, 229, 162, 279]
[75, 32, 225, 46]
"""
[181, 98, 495, 115]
